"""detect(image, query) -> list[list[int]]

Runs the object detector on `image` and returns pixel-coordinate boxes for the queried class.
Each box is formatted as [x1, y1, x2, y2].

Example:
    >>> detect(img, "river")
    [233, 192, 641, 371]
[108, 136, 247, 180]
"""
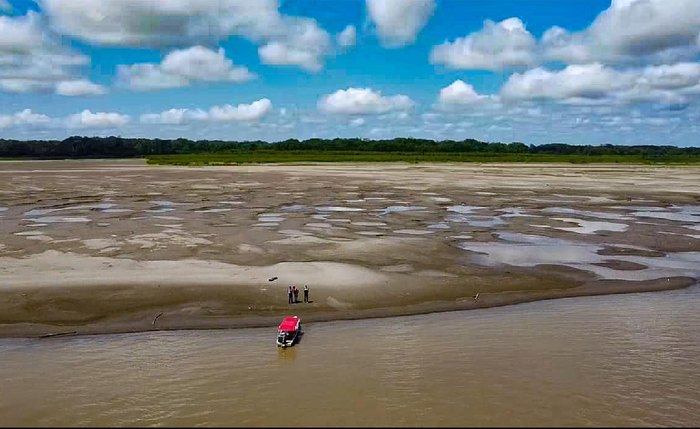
[1, 286, 699, 427]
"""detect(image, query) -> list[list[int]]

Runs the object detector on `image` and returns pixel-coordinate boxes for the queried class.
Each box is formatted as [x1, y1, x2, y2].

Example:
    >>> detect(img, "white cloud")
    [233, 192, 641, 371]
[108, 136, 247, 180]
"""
[637, 62, 700, 90]
[541, 26, 595, 64]
[501, 64, 627, 102]
[367, 0, 435, 47]
[592, 0, 700, 57]
[0, 79, 53, 93]
[160, 46, 253, 82]
[318, 87, 415, 115]
[140, 99, 273, 124]
[500, 62, 700, 107]
[337, 25, 357, 48]
[0, 11, 44, 53]
[117, 46, 254, 91]
[40, 0, 334, 71]
[259, 42, 322, 72]
[0, 12, 93, 94]
[208, 99, 272, 121]
[0, 109, 52, 128]
[116, 64, 189, 91]
[140, 108, 192, 125]
[430, 17, 537, 71]
[437, 80, 494, 107]
[542, 0, 700, 65]
[55, 79, 106, 96]
[350, 117, 365, 126]
[40, 0, 275, 46]
[258, 18, 332, 72]
[68, 110, 130, 128]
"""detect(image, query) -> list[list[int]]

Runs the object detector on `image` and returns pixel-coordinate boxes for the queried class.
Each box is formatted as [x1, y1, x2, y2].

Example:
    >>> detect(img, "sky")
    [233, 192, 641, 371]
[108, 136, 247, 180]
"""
[1, 0, 699, 145]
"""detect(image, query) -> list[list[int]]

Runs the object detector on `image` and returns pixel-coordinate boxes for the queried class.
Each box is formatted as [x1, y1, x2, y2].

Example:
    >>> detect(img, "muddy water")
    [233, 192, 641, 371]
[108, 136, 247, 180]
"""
[1, 287, 699, 427]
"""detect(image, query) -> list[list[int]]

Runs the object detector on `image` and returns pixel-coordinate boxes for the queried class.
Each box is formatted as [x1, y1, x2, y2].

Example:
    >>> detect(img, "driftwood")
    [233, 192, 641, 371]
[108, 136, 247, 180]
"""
[39, 331, 77, 339]
[152, 312, 164, 327]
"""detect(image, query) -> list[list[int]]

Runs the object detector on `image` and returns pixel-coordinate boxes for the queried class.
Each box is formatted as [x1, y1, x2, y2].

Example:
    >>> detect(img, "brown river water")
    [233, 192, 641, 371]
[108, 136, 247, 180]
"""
[1, 286, 699, 427]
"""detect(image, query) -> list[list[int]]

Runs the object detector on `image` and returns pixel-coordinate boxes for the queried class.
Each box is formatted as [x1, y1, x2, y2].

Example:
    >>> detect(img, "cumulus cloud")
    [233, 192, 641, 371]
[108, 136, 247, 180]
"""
[0, 11, 44, 53]
[55, 79, 106, 96]
[40, 0, 274, 46]
[258, 42, 319, 71]
[430, 17, 537, 71]
[540, 26, 596, 64]
[337, 25, 357, 48]
[542, 0, 700, 65]
[500, 62, 700, 107]
[0, 12, 101, 95]
[68, 110, 130, 128]
[0, 79, 53, 93]
[318, 87, 415, 115]
[0, 109, 52, 128]
[437, 80, 495, 108]
[428, 1, 700, 71]
[592, 0, 700, 57]
[140, 99, 273, 124]
[208, 99, 273, 121]
[367, 0, 435, 47]
[160, 46, 253, 82]
[117, 46, 254, 91]
[40, 0, 335, 71]
[140, 108, 193, 125]
[257, 18, 332, 72]
[116, 64, 189, 91]
[501, 64, 627, 102]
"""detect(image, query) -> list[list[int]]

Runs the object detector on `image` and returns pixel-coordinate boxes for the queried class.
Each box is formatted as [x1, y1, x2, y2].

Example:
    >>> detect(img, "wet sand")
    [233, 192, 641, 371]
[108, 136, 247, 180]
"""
[1, 160, 699, 337]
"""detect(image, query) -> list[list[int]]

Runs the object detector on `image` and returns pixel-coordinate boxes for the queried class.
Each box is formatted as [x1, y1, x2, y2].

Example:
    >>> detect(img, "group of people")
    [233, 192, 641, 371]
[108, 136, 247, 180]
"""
[288, 285, 310, 304]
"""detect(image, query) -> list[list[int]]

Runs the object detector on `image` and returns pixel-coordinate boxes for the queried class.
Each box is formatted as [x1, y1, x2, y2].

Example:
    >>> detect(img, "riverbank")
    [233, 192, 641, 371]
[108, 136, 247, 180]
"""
[0, 249, 695, 338]
[1, 160, 699, 338]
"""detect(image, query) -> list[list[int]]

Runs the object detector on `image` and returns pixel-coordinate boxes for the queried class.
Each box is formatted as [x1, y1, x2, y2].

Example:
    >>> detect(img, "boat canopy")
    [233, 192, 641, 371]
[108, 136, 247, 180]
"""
[278, 316, 299, 332]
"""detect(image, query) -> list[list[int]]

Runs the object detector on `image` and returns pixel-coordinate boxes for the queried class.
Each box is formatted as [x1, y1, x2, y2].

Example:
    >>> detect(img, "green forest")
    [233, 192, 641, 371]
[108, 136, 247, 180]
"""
[1, 136, 700, 164]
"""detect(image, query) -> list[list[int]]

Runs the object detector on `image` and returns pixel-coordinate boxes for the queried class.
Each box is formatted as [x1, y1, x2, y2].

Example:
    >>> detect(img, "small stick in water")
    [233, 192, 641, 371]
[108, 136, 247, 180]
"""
[152, 312, 164, 327]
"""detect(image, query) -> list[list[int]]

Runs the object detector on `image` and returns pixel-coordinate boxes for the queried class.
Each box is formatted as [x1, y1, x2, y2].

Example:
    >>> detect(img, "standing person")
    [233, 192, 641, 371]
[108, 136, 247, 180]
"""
[303, 285, 309, 303]
[288, 286, 293, 304]
[293, 286, 299, 303]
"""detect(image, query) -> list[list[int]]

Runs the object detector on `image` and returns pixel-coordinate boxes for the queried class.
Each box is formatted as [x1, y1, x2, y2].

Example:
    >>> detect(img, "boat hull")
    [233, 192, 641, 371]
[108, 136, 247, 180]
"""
[276, 331, 299, 348]
[276, 316, 302, 348]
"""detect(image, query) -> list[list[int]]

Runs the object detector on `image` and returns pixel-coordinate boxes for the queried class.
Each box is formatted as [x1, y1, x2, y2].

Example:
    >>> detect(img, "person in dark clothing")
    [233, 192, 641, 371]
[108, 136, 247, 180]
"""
[288, 286, 293, 304]
[293, 286, 299, 303]
[303, 285, 309, 303]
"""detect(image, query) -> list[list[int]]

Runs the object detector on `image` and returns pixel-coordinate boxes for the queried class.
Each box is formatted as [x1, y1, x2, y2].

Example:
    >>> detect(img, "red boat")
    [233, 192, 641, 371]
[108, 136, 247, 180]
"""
[276, 316, 303, 348]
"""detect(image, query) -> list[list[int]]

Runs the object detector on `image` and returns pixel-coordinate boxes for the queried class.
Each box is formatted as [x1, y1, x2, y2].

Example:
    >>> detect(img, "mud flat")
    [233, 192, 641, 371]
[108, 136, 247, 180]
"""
[1, 159, 699, 337]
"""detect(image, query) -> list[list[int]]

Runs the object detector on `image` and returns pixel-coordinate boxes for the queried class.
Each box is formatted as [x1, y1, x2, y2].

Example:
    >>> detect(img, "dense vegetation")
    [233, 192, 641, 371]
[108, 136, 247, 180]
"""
[1, 136, 700, 164]
[145, 151, 700, 165]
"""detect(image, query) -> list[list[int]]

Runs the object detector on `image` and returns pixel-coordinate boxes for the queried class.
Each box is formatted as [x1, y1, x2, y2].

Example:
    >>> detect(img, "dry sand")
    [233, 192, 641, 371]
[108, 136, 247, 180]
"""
[1, 159, 699, 337]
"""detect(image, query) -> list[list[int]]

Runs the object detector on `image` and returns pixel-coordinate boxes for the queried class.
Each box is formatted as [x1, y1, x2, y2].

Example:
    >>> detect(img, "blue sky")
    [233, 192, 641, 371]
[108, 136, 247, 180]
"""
[1, 0, 699, 145]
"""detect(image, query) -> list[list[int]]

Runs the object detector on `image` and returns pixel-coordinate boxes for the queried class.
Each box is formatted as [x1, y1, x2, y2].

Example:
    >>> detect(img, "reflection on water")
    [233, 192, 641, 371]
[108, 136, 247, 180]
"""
[1, 286, 700, 426]
[459, 232, 700, 281]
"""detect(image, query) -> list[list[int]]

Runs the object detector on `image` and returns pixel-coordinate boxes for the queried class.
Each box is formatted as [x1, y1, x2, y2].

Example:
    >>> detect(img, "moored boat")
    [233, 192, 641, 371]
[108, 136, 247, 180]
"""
[276, 316, 302, 348]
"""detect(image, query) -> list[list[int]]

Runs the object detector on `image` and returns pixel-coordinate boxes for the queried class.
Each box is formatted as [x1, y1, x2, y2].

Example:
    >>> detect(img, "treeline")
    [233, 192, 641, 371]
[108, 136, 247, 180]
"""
[1, 136, 699, 158]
